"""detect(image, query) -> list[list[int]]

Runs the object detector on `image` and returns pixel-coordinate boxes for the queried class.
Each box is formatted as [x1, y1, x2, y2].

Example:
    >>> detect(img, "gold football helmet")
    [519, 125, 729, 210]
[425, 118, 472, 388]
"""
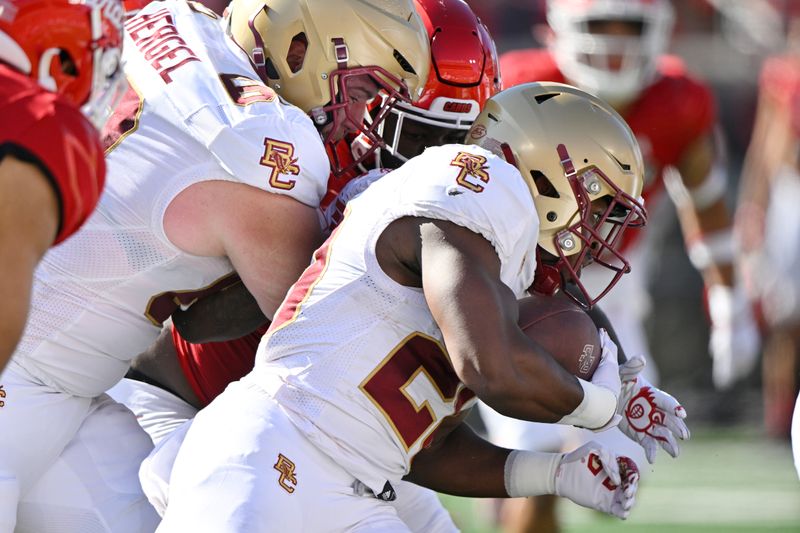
[467, 82, 647, 307]
[227, 0, 430, 175]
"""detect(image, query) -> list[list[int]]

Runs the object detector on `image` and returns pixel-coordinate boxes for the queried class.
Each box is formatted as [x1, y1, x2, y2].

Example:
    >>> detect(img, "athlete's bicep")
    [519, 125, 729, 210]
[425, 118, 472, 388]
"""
[419, 219, 520, 392]
[164, 180, 323, 319]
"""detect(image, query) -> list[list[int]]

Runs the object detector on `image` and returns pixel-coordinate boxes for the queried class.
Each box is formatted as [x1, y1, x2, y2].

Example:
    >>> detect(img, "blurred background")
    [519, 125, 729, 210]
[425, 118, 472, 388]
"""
[445, 1, 800, 531]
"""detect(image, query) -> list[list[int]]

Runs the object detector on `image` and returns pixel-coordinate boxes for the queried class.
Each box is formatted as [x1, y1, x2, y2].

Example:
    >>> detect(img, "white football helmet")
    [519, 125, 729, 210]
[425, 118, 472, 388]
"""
[547, 0, 675, 104]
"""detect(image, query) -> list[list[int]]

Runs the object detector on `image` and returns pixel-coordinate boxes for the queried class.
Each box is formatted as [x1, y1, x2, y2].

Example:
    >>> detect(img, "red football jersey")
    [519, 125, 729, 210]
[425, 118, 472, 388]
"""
[0, 64, 106, 245]
[499, 49, 716, 209]
[173, 322, 268, 407]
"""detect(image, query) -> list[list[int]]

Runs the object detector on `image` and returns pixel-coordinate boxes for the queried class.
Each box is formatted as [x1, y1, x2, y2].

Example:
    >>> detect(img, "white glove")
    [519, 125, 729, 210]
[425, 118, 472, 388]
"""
[589, 329, 623, 430]
[617, 355, 690, 463]
[708, 284, 760, 390]
[554, 441, 639, 520]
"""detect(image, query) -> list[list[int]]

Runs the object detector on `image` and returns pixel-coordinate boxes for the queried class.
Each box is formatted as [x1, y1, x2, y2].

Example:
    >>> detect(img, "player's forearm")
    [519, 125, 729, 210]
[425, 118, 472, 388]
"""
[404, 423, 511, 497]
[172, 280, 267, 343]
[476, 340, 585, 423]
[0, 248, 39, 371]
[682, 198, 735, 288]
[129, 326, 204, 408]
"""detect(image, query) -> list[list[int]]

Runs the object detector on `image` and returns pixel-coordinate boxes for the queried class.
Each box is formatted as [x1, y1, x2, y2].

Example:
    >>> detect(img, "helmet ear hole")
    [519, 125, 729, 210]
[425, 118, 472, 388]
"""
[58, 50, 78, 77]
[531, 170, 560, 199]
[287, 32, 307, 73]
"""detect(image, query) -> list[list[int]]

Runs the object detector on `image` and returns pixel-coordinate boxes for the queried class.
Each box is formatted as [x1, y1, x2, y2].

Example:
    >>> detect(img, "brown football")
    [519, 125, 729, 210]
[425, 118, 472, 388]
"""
[517, 294, 601, 380]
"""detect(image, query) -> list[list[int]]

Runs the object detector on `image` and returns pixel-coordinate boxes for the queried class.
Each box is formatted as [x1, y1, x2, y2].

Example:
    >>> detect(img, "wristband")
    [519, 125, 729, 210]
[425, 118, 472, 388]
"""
[556, 379, 617, 430]
[503, 449, 562, 497]
[687, 228, 736, 271]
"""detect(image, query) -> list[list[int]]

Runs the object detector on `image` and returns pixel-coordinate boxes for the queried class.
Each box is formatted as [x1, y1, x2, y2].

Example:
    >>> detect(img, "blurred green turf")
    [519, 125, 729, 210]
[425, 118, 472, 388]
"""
[439, 425, 800, 533]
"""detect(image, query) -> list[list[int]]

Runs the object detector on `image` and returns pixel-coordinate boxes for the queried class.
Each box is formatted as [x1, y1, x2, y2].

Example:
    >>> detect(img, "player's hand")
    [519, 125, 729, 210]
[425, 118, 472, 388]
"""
[617, 355, 690, 463]
[554, 441, 639, 520]
[708, 284, 760, 390]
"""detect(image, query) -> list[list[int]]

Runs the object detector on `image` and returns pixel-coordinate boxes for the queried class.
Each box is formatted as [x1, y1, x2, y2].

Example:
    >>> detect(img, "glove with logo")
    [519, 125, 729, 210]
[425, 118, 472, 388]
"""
[554, 441, 640, 520]
[617, 355, 690, 463]
[504, 442, 638, 519]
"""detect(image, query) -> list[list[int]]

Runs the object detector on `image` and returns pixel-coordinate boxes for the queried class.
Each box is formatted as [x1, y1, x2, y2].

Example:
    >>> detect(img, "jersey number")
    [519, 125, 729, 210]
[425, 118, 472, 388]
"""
[360, 333, 475, 451]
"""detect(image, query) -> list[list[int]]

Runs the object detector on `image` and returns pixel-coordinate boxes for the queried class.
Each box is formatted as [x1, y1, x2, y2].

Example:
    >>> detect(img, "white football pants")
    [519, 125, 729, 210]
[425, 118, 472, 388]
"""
[0, 362, 159, 533]
[150, 379, 457, 533]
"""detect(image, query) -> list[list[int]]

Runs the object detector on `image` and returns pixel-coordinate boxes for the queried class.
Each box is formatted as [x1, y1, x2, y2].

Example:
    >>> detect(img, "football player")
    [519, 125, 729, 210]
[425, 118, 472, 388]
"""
[481, 1, 729, 530]
[114, 1, 500, 530]
[155, 82, 647, 530]
[0, 0, 126, 374]
[0, 0, 429, 530]
[736, 18, 800, 447]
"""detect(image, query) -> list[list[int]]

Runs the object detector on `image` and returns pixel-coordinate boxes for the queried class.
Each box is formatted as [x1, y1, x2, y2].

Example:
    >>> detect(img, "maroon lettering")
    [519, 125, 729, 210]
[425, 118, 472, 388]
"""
[443, 101, 472, 114]
[127, 8, 200, 84]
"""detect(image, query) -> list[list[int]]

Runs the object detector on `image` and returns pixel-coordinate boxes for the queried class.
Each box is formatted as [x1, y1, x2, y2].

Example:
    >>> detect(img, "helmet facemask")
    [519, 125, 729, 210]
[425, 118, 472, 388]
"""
[315, 61, 413, 177]
[533, 143, 646, 308]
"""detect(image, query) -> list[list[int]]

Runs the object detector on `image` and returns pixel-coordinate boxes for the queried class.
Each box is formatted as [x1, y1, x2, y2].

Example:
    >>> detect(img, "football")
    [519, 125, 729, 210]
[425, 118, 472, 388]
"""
[517, 294, 601, 380]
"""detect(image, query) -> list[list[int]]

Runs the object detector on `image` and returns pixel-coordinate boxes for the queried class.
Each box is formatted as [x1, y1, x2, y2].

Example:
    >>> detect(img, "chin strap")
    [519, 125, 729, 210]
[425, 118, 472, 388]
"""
[246, 7, 268, 82]
[530, 247, 562, 296]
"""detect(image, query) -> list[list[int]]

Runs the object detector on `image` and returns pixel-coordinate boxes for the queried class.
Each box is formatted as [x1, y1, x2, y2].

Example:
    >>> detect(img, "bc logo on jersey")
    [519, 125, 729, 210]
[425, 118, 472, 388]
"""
[0, 385, 6, 408]
[450, 152, 490, 193]
[273, 453, 298, 493]
[260, 138, 301, 190]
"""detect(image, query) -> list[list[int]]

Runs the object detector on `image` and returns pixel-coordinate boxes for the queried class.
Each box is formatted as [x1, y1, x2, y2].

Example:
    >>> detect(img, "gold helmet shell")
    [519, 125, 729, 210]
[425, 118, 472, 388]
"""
[227, 0, 430, 113]
[467, 82, 647, 306]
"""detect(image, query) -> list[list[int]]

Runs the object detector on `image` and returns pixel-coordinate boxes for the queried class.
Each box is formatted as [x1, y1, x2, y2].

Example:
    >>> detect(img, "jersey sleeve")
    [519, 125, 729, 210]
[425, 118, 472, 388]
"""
[383, 145, 540, 296]
[3, 91, 105, 245]
[197, 109, 330, 208]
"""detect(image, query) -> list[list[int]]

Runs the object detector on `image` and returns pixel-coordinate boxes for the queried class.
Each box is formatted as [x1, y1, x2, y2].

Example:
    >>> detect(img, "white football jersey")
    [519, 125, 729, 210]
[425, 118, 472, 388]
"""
[11, 0, 329, 397]
[252, 144, 539, 495]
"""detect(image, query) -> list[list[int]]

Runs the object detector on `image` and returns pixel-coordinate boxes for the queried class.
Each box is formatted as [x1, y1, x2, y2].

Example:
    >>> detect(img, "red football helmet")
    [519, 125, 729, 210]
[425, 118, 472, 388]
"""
[547, 0, 674, 104]
[370, 0, 502, 163]
[0, 0, 127, 128]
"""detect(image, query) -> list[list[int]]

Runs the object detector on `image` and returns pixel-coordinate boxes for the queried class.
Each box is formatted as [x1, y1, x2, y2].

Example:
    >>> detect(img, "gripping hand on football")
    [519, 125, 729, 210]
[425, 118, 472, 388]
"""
[617, 355, 690, 463]
[555, 441, 639, 519]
